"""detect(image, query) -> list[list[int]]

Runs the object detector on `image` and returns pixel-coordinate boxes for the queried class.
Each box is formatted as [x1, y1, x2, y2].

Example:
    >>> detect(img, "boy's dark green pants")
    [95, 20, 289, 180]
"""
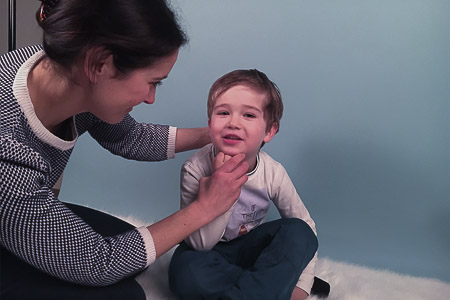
[169, 218, 318, 300]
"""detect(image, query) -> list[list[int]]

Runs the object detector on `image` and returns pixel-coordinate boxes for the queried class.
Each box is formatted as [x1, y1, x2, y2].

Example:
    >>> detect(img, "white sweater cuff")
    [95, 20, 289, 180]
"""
[167, 126, 177, 159]
[136, 226, 157, 266]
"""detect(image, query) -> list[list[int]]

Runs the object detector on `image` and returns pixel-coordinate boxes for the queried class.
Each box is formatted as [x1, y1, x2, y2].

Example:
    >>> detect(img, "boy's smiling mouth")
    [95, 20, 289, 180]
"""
[223, 134, 243, 144]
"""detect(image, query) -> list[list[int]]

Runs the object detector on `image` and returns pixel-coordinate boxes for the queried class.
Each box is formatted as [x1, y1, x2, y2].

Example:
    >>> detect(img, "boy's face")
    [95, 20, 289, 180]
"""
[209, 85, 277, 168]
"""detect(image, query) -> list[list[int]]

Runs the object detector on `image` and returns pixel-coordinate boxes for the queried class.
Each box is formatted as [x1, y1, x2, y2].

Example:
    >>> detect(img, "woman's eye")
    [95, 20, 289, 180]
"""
[150, 81, 163, 87]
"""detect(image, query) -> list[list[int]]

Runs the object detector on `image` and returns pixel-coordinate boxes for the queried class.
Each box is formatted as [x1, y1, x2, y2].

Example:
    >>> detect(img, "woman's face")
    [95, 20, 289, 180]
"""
[89, 50, 179, 124]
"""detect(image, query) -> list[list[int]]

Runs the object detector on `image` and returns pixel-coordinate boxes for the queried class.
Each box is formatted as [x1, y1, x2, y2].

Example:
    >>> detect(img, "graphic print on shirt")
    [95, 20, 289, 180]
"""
[222, 187, 270, 241]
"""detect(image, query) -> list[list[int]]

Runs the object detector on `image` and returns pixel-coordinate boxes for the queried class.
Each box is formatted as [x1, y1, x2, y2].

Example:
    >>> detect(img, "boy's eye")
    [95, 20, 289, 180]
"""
[244, 113, 256, 118]
[217, 111, 229, 116]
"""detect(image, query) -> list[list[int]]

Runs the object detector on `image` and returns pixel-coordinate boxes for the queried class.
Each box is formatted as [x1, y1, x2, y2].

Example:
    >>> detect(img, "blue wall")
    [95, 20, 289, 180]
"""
[61, 0, 450, 282]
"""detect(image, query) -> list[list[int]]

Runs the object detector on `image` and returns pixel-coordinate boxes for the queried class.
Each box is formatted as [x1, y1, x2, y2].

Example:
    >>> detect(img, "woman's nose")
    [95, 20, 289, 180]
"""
[143, 86, 156, 104]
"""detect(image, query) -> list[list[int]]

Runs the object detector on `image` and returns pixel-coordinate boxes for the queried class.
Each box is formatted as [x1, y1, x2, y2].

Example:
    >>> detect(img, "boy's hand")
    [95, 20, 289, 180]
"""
[291, 287, 308, 300]
[197, 153, 248, 219]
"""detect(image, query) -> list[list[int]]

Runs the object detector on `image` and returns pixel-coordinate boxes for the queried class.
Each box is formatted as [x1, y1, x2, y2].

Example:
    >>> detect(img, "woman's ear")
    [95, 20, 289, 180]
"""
[84, 47, 114, 83]
[263, 122, 278, 144]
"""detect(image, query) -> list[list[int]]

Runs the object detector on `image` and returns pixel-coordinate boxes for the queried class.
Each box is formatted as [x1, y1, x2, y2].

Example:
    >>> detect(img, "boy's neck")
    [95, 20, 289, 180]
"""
[246, 155, 259, 174]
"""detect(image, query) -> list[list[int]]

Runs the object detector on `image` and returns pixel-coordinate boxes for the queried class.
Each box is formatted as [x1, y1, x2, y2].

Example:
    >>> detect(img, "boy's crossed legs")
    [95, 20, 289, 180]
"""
[169, 218, 318, 300]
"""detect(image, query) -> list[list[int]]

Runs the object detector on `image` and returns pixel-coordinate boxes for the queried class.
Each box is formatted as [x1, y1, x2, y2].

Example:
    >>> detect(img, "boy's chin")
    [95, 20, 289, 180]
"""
[214, 147, 242, 157]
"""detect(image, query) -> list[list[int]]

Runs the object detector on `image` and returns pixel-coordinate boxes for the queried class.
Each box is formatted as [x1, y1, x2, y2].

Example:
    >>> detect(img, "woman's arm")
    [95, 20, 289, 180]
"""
[86, 114, 210, 159]
[0, 155, 150, 286]
[175, 127, 210, 153]
[147, 153, 248, 258]
[86, 114, 174, 161]
[180, 151, 236, 250]
[180, 159, 234, 250]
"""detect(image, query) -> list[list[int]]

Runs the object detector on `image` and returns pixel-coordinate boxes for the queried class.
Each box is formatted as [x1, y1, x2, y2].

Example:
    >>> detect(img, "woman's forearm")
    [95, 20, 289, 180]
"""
[175, 127, 210, 153]
[148, 153, 248, 258]
[147, 200, 213, 258]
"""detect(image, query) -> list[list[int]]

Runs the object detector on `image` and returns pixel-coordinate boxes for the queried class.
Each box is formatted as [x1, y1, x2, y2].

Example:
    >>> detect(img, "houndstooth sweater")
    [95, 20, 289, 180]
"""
[0, 45, 177, 286]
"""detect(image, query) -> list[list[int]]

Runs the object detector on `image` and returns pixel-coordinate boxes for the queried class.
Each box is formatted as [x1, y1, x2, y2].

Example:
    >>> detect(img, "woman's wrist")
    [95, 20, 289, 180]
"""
[175, 127, 210, 153]
[188, 197, 217, 225]
[147, 199, 215, 258]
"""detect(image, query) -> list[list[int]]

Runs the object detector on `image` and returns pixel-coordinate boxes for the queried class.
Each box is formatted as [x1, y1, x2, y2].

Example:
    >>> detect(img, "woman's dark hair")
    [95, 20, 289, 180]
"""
[36, 0, 187, 74]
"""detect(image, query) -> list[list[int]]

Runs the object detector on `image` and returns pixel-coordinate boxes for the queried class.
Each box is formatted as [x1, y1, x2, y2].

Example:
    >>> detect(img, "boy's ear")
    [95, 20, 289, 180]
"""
[263, 123, 278, 144]
[84, 47, 114, 83]
[208, 119, 211, 128]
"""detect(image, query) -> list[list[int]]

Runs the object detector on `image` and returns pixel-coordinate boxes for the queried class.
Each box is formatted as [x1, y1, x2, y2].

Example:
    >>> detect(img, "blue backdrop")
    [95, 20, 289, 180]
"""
[59, 0, 449, 283]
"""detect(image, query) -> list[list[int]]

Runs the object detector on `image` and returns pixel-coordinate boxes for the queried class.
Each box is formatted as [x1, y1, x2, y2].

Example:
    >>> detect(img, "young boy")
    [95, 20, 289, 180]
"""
[169, 69, 319, 300]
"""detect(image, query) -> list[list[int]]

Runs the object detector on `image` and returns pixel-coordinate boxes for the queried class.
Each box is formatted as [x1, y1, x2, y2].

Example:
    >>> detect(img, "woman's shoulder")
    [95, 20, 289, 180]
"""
[0, 45, 43, 72]
[1, 46, 44, 101]
[0, 134, 49, 173]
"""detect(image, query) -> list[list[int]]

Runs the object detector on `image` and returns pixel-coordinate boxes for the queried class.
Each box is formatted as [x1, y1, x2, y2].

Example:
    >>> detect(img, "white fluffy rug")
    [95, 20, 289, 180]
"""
[117, 215, 450, 300]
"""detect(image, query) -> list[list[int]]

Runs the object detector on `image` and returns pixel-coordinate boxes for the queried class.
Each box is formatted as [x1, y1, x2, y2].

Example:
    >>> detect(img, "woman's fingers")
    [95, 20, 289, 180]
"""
[214, 153, 246, 173]
[213, 152, 248, 191]
[213, 152, 225, 170]
[196, 153, 248, 217]
[213, 152, 233, 170]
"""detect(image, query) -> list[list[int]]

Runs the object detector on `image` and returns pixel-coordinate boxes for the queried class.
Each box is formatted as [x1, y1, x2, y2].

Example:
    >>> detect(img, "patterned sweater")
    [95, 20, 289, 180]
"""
[0, 46, 177, 286]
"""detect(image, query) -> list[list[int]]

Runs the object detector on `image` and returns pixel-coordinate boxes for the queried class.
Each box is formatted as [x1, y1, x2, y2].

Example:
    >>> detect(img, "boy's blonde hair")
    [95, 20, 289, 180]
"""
[207, 69, 283, 133]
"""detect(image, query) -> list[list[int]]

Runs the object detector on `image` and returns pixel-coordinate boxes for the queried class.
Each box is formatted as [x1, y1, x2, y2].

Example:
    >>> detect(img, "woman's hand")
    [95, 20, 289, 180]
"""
[147, 152, 247, 258]
[196, 153, 248, 219]
[213, 152, 233, 170]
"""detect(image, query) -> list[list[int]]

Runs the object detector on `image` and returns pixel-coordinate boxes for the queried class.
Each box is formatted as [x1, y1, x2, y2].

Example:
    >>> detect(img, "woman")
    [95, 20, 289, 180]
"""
[0, 0, 248, 293]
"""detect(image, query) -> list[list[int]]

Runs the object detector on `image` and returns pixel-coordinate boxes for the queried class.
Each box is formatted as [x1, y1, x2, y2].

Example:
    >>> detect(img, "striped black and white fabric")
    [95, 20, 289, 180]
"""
[0, 45, 177, 286]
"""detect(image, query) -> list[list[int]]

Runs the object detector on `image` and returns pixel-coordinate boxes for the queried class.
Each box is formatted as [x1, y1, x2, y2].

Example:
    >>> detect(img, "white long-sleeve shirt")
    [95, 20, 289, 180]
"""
[180, 144, 318, 294]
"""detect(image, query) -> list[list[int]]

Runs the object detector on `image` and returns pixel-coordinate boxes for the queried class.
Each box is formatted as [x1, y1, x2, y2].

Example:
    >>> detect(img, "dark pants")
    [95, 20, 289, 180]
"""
[169, 218, 318, 300]
[0, 203, 146, 300]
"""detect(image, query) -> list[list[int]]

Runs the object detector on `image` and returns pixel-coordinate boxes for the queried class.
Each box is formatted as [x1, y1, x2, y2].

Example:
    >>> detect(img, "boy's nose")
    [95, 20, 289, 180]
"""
[227, 115, 241, 128]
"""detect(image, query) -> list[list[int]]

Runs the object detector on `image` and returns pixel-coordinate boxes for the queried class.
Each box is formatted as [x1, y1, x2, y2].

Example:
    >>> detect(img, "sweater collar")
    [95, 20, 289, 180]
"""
[13, 50, 78, 151]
